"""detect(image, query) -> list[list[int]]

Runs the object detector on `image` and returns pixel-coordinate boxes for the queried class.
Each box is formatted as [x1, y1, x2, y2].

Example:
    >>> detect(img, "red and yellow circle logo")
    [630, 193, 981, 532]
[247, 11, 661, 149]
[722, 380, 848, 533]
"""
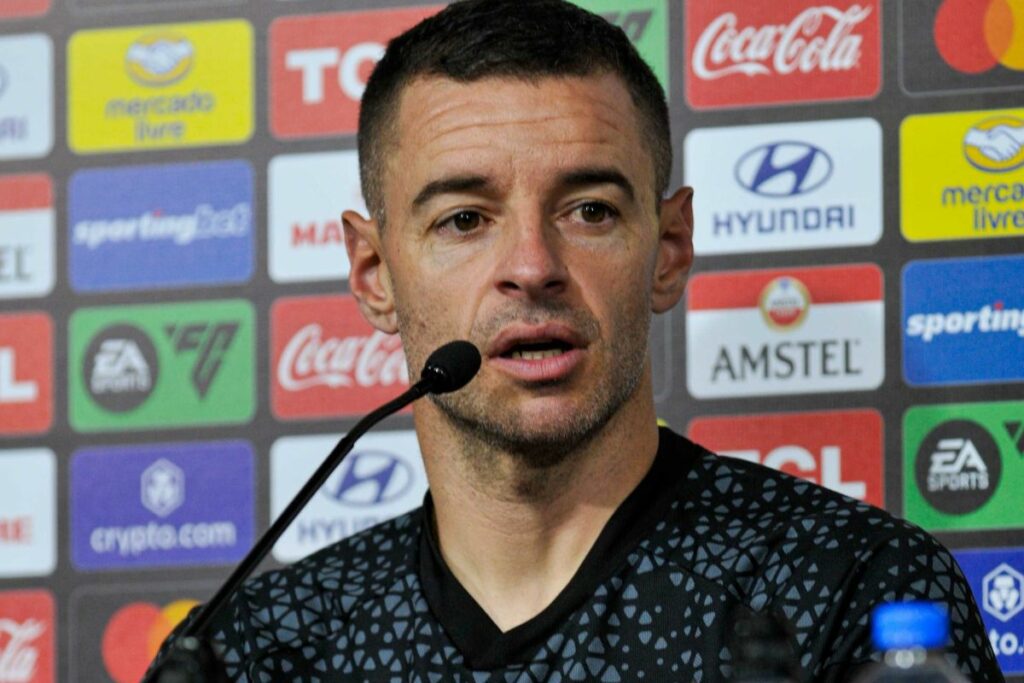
[101, 599, 198, 683]
[934, 0, 1024, 73]
[759, 277, 811, 330]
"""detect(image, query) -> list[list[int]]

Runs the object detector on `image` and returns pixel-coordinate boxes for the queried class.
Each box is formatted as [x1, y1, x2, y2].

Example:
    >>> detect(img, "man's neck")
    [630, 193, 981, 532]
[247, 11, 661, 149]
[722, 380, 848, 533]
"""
[416, 382, 660, 632]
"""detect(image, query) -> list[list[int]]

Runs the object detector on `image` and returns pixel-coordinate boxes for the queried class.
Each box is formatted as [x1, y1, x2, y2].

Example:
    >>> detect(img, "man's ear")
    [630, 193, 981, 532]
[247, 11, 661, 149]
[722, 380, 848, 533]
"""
[343, 209, 399, 334]
[651, 186, 694, 314]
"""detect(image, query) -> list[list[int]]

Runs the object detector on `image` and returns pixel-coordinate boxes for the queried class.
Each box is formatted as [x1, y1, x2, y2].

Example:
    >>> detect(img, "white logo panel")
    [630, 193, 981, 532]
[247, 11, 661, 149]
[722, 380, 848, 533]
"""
[0, 207, 55, 300]
[270, 430, 425, 563]
[268, 151, 366, 283]
[0, 35, 53, 160]
[0, 449, 56, 577]
[684, 118, 882, 255]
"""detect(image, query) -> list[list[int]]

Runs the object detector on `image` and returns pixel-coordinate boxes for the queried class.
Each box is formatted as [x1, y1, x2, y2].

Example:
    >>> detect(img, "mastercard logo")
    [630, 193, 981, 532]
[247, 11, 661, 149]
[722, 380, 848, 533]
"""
[934, 0, 1024, 73]
[759, 277, 810, 331]
[101, 599, 198, 683]
[963, 115, 1024, 172]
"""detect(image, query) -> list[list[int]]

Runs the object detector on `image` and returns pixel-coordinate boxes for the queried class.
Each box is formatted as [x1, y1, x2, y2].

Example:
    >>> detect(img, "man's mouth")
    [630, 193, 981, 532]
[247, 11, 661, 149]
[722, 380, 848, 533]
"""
[501, 339, 574, 361]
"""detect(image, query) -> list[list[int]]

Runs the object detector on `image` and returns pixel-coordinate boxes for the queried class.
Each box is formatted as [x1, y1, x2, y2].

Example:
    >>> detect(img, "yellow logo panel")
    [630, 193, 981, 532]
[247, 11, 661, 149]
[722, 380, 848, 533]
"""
[901, 107, 1024, 242]
[68, 20, 253, 153]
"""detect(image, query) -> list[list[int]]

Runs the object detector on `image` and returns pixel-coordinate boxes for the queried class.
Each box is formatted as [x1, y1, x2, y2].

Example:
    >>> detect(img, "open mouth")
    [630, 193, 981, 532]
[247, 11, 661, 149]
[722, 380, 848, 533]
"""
[501, 339, 574, 361]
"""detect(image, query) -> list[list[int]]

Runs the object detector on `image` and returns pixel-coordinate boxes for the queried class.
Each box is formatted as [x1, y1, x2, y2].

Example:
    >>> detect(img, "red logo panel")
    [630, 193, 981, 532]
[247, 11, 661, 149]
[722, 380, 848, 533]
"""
[0, 590, 54, 683]
[269, 6, 441, 139]
[0, 313, 52, 435]
[0, 0, 49, 19]
[688, 409, 884, 507]
[271, 295, 409, 419]
[685, 0, 881, 109]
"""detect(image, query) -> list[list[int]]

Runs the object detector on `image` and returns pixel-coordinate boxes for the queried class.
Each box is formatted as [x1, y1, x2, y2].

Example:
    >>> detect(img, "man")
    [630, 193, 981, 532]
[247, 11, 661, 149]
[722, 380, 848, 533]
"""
[150, 1, 1003, 680]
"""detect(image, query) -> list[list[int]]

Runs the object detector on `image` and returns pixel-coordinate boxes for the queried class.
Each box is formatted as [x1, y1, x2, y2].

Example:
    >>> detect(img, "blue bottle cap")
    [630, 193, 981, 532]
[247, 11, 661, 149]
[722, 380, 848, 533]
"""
[871, 602, 949, 651]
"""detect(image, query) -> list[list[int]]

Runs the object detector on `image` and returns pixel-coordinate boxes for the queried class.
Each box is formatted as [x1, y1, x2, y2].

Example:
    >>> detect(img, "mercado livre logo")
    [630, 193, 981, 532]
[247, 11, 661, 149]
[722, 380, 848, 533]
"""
[68, 20, 252, 152]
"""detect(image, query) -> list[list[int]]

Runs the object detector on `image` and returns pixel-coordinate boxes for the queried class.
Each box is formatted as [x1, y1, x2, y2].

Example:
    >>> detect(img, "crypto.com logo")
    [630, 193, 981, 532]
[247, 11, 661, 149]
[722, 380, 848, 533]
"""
[934, 0, 1024, 74]
[984, 562, 1024, 622]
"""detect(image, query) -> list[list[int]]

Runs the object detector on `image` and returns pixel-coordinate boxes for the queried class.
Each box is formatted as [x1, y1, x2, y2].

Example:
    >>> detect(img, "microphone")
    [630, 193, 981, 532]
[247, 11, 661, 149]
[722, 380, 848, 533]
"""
[144, 340, 481, 683]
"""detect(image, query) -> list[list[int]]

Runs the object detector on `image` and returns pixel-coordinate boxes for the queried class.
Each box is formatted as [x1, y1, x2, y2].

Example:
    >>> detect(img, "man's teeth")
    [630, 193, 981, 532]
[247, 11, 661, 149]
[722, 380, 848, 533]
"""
[510, 348, 565, 360]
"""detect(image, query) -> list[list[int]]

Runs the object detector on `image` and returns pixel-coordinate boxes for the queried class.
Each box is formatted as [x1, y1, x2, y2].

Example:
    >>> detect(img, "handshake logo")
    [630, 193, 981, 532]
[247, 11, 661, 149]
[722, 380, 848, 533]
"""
[964, 116, 1024, 172]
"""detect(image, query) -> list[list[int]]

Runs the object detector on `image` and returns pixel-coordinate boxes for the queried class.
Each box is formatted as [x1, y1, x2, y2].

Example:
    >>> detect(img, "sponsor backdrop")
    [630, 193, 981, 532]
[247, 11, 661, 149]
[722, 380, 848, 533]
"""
[0, 0, 1021, 679]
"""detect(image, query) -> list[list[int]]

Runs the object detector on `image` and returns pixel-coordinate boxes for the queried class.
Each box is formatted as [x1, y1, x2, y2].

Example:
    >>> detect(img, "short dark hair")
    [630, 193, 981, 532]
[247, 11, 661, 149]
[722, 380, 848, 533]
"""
[357, 0, 671, 223]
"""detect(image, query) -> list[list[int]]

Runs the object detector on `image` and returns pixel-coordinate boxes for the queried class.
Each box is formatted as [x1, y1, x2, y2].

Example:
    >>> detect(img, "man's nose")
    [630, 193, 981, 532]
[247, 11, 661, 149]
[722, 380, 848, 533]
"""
[494, 216, 568, 300]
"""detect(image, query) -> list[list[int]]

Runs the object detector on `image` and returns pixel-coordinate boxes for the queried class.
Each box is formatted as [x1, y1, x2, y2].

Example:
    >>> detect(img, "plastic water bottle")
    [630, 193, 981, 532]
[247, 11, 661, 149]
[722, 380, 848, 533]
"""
[852, 602, 968, 682]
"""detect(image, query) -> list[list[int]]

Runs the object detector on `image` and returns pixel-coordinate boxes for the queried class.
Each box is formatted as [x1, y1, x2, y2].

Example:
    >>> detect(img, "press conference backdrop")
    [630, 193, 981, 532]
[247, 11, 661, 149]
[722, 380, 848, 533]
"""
[0, 1, 1022, 680]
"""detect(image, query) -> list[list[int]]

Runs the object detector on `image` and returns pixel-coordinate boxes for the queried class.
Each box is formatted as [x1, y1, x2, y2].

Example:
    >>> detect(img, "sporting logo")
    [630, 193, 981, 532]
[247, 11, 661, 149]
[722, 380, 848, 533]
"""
[573, 0, 668, 88]
[71, 442, 253, 569]
[0, 590, 54, 683]
[688, 410, 883, 507]
[0, 313, 52, 435]
[68, 161, 253, 292]
[68, 20, 253, 152]
[269, 7, 440, 138]
[901, 1, 1024, 95]
[271, 295, 408, 420]
[686, 264, 884, 398]
[0, 34, 53, 160]
[904, 400, 1024, 531]
[902, 107, 1024, 241]
[684, 119, 882, 255]
[0, 450, 55, 578]
[268, 151, 364, 283]
[0, 174, 54, 300]
[685, 1, 881, 109]
[270, 431, 426, 562]
[903, 255, 1024, 385]
[70, 300, 254, 432]
[954, 548, 1024, 674]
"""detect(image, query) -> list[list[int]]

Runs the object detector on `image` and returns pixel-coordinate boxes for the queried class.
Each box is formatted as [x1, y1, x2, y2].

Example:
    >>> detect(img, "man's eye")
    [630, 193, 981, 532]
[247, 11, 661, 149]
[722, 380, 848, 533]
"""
[576, 202, 616, 224]
[440, 211, 482, 233]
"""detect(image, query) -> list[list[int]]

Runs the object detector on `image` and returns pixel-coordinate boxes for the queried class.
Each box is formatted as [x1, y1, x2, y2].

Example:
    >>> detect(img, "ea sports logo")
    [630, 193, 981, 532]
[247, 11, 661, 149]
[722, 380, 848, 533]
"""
[915, 419, 1002, 515]
[759, 277, 810, 330]
[83, 324, 159, 412]
[934, 0, 1024, 74]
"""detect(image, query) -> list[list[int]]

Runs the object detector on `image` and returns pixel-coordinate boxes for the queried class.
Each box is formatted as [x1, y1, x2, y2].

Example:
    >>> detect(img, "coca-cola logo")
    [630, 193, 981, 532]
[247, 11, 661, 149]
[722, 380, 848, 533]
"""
[278, 325, 408, 391]
[693, 5, 870, 80]
[0, 618, 44, 682]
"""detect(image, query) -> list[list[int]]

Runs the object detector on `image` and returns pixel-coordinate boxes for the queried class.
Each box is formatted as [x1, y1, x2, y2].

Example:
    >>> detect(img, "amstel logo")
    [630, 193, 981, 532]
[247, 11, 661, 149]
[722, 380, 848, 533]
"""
[101, 599, 197, 683]
[125, 33, 193, 87]
[759, 277, 810, 330]
[964, 115, 1024, 172]
[934, 0, 1024, 74]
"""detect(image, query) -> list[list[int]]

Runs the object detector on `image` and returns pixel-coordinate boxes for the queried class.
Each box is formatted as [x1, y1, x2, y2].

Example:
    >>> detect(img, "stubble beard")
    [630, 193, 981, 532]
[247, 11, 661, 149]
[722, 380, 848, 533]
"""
[400, 300, 652, 471]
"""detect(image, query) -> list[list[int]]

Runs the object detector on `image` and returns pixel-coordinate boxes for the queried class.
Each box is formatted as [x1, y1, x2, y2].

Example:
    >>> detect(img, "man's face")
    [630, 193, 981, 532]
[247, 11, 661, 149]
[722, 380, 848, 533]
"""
[349, 73, 690, 460]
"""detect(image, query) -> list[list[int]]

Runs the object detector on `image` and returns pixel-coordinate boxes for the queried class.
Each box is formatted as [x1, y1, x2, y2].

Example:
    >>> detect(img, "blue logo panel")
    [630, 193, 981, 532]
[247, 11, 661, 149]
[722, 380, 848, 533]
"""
[902, 255, 1024, 386]
[68, 160, 254, 292]
[955, 548, 1024, 674]
[70, 441, 254, 570]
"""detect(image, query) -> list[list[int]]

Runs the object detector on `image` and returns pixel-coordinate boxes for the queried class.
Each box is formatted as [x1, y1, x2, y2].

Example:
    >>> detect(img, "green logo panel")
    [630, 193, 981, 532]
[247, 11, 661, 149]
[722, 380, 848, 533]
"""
[903, 401, 1024, 531]
[572, 0, 668, 91]
[70, 299, 255, 432]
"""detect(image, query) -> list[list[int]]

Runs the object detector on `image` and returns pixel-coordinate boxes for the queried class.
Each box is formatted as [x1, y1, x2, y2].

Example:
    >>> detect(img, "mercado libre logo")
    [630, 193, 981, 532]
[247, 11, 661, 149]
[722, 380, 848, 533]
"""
[685, 0, 881, 109]
[901, 107, 1024, 242]
[904, 401, 1024, 532]
[68, 20, 252, 153]
[69, 300, 254, 432]
[901, 0, 1024, 95]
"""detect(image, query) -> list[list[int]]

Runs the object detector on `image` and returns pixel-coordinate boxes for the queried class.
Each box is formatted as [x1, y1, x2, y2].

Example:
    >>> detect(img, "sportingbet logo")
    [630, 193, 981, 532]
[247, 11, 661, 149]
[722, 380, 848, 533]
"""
[0, 590, 54, 683]
[685, 1, 881, 109]
[684, 118, 882, 255]
[954, 549, 1024, 675]
[904, 401, 1024, 531]
[688, 410, 883, 507]
[901, 1, 1024, 95]
[902, 255, 1024, 386]
[269, 7, 440, 138]
[70, 300, 254, 432]
[902, 107, 1024, 241]
[270, 431, 426, 562]
[70, 442, 253, 570]
[686, 264, 884, 398]
[271, 295, 408, 419]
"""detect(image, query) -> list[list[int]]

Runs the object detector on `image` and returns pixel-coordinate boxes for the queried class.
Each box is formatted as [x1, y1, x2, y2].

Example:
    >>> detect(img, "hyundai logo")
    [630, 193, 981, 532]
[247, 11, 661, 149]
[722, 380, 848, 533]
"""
[323, 451, 414, 506]
[734, 141, 833, 197]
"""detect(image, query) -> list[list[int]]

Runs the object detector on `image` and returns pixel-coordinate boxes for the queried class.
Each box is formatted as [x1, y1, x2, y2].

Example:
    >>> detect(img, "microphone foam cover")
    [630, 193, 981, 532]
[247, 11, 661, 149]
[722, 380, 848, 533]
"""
[420, 340, 481, 394]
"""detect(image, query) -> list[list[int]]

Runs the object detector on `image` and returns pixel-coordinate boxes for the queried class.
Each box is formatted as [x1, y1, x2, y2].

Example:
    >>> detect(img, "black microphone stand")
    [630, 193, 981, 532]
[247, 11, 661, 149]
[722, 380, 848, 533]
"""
[144, 341, 480, 682]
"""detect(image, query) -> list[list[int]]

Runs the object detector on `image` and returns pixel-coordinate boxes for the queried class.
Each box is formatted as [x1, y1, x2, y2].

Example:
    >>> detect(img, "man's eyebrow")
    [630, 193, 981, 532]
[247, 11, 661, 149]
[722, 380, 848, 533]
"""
[411, 175, 492, 209]
[555, 167, 636, 203]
